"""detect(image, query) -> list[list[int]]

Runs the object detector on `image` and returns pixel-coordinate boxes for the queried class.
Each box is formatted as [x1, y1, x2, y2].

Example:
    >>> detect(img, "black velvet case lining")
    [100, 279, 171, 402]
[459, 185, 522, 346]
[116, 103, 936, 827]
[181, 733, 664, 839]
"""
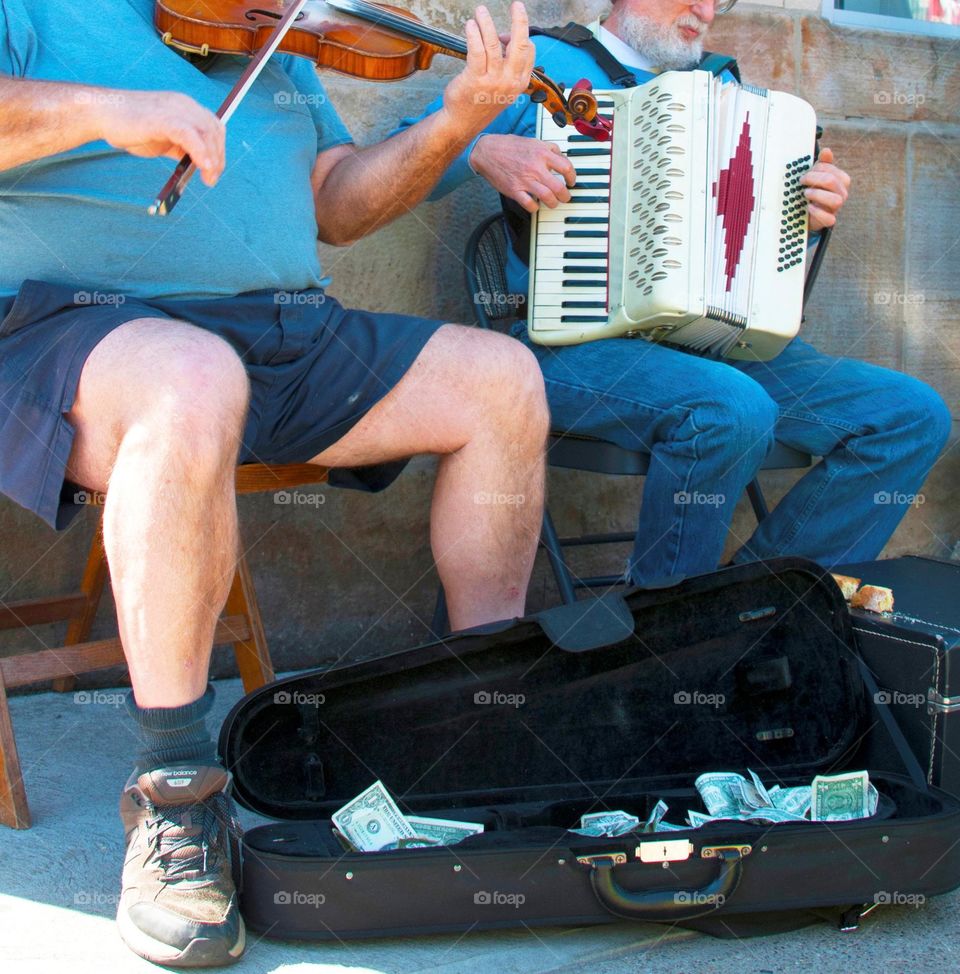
[221, 558, 873, 824]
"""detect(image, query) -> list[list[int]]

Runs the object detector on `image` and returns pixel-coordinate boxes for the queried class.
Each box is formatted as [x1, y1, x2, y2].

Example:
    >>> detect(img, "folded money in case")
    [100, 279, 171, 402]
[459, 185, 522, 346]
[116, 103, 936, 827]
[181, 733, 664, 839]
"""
[218, 557, 960, 941]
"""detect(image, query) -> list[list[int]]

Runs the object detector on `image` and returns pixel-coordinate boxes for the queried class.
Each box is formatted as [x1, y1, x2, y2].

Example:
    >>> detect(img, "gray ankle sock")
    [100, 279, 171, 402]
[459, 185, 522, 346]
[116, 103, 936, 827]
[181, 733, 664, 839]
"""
[126, 684, 217, 775]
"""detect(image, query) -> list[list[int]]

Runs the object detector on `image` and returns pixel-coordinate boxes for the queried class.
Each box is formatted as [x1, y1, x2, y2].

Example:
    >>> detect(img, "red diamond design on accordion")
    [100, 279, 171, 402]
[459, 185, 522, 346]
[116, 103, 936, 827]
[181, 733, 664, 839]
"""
[713, 115, 756, 292]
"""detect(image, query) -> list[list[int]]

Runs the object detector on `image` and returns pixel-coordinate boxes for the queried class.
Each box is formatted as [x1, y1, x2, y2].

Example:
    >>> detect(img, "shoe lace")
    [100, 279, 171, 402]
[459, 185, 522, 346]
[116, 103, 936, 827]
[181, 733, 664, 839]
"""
[147, 792, 242, 884]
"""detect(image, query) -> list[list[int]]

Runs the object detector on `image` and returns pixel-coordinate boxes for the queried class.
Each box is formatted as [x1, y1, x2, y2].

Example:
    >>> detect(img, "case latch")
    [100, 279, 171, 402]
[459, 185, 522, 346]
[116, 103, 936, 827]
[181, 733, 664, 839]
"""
[634, 839, 694, 863]
[701, 844, 752, 859]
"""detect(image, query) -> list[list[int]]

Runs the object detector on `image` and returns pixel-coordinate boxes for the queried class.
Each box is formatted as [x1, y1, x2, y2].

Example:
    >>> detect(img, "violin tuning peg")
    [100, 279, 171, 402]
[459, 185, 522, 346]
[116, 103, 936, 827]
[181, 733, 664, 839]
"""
[551, 110, 568, 128]
[530, 89, 547, 104]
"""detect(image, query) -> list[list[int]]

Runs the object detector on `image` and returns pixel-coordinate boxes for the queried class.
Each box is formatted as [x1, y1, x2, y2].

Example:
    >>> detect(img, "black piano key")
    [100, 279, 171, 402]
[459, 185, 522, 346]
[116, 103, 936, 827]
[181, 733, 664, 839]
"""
[567, 147, 612, 157]
[562, 265, 607, 274]
[564, 230, 609, 238]
[566, 196, 609, 204]
[561, 301, 607, 308]
[573, 168, 610, 176]
[563, 251, 606, 259]
[566, 279, 607, 287]
[560, 315, 609, 323]
[564, 216, 608, 224]
[572, 182, 609, 190]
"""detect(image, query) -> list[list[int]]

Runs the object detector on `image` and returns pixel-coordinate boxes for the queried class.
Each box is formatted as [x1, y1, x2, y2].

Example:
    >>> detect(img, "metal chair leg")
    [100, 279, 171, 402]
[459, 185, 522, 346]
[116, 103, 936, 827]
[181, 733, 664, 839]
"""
[746, 478, 770, 523]
[431, 585, 449, 638]
[540, 509, 578, 605]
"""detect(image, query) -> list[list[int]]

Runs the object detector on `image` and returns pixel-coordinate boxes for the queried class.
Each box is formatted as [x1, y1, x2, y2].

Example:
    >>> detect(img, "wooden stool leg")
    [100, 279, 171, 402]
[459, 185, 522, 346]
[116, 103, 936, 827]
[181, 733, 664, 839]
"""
[223, 554, 275, 693]
[52, 517, 109, 693]
[0, 667, 31, 829]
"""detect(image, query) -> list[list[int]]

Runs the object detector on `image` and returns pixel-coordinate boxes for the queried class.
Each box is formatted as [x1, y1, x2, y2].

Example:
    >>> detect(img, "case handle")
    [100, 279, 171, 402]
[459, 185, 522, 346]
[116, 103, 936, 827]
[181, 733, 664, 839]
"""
[585, 847, 746, 921]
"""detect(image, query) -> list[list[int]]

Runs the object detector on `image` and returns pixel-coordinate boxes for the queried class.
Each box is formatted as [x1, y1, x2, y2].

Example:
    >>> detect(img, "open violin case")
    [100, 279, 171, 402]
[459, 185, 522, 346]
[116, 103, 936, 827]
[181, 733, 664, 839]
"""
[218, 557, 960, 940]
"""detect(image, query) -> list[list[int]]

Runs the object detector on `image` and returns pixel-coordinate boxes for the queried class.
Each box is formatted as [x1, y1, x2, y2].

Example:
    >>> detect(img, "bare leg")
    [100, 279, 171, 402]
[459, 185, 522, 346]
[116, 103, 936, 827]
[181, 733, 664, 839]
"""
[308, 325, 549, 630]
[65, 319, 249, 708]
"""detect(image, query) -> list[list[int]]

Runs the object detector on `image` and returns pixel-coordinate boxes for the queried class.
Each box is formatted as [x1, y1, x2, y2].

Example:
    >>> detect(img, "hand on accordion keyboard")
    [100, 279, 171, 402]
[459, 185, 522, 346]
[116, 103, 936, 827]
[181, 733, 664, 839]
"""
[470, 133, 577, 212]
[800, 147, 851, 231]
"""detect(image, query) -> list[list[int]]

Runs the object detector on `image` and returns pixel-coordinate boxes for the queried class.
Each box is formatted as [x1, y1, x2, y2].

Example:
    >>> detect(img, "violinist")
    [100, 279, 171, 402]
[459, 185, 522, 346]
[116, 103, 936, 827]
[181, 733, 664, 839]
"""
[0, 0, 547, 966]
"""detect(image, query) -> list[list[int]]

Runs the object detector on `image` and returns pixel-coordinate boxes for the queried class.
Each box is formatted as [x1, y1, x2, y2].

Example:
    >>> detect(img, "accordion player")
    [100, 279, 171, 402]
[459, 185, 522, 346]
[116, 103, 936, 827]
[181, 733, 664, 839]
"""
[527, 70, 818, 361]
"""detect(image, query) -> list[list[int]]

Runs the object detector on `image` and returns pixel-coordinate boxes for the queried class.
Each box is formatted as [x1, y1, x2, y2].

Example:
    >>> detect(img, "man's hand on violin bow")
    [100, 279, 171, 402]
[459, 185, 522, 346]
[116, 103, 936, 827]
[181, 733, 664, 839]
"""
[470, 134, 577, 212]
[99, 90, 226, 187]
[441, 2, 535, 136]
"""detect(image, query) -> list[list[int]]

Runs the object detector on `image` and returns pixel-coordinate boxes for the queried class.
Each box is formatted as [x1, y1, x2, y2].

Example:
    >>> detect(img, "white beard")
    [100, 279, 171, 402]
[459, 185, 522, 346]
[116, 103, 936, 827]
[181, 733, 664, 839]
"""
[615, 10, 706, 70]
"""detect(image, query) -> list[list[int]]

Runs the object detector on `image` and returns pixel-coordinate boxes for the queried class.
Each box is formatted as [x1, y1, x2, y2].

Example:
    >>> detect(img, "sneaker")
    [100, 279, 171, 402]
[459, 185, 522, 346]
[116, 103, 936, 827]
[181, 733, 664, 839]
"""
[117, 763, 246, 967]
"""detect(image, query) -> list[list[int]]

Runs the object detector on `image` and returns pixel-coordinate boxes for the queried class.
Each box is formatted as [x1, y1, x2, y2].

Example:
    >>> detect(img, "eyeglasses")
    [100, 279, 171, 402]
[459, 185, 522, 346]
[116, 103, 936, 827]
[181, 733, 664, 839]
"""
[680, 0, 739, 13]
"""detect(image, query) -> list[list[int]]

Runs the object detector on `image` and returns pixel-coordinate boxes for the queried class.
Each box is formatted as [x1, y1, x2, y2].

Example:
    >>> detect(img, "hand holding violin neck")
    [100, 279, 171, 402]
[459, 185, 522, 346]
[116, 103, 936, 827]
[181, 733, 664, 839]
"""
[438, 3, 534, 137]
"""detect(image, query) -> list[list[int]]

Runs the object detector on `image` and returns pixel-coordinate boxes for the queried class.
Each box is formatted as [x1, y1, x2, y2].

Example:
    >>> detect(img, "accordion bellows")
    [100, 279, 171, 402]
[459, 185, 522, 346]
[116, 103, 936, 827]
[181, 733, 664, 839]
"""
[528, 71, 817, 361]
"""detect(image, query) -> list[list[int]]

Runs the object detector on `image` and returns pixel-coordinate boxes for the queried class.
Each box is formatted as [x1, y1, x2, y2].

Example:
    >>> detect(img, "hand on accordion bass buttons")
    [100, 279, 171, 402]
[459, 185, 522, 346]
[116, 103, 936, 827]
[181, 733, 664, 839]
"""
[470, 133, 577, 212]
[800, 147, 852, 231]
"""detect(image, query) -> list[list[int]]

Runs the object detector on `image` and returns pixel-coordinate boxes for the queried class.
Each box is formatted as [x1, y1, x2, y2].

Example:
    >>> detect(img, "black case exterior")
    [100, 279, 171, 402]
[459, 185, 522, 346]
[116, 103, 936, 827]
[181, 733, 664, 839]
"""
[837, 556, 960, 798]
[219, 558, 960, 940]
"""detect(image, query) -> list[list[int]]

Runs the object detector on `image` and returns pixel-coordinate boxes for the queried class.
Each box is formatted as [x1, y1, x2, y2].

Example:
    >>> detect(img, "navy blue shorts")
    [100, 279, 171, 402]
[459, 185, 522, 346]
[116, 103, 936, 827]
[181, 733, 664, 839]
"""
[0, 280, 445, 530]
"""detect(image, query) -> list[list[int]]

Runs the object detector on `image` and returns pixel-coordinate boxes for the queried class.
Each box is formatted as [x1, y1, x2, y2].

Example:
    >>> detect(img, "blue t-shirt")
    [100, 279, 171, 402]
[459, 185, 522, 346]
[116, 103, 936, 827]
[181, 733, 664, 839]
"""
[0, 0, 354, 300]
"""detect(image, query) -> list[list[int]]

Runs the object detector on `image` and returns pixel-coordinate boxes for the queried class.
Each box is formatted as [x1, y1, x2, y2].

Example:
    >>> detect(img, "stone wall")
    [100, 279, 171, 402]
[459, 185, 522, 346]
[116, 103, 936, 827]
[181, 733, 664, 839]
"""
[2, 1, 957, 684]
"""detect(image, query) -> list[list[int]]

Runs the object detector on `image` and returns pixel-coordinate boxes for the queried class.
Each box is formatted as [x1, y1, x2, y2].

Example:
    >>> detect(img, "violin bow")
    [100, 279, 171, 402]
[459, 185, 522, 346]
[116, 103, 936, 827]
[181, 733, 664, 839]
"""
[149, 0, 309, 217]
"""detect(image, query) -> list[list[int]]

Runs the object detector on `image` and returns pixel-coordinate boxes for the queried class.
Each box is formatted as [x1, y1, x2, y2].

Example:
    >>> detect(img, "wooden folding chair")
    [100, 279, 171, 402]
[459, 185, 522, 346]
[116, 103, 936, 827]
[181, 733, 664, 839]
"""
[0, 462, 328, 829]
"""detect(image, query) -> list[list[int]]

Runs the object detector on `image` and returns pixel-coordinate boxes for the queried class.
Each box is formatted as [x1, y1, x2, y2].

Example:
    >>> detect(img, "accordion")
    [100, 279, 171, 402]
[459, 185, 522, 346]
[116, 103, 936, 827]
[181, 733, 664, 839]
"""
[527, 71, 817, 361]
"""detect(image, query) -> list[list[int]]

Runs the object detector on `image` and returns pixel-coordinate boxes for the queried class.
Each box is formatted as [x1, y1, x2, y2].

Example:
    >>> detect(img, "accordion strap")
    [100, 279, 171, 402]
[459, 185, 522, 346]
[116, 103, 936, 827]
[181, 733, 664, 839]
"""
[531, 22, 639, 88]
[530, 22, 742, 87]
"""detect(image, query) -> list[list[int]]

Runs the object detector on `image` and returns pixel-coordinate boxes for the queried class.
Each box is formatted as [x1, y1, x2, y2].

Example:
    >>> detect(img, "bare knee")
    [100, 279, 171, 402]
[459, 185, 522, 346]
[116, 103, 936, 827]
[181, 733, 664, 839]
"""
[67, 318, 249, 488]
[442, 326, 548, 444]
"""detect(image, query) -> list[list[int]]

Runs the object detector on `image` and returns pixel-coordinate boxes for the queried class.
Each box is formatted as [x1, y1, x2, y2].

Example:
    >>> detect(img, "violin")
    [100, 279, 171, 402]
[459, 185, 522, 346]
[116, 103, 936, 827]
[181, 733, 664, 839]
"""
[149, 0, 607, 215]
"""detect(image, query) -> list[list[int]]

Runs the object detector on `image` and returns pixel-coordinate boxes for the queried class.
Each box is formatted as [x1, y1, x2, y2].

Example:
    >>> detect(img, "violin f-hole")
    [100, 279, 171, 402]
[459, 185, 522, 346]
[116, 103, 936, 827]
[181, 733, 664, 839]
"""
[245, 8, 306, 22]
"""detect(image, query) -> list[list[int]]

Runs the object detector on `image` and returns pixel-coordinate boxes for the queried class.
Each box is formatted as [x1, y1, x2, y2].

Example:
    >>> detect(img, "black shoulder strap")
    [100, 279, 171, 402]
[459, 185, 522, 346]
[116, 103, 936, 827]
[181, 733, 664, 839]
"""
[698, 51, 741, 83]
[530, 22, 638, 88]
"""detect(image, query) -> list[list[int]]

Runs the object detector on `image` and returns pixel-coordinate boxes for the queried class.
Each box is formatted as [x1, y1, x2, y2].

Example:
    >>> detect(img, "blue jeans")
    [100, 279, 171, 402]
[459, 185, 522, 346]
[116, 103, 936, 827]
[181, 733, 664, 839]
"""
[513, 324, 952, 585]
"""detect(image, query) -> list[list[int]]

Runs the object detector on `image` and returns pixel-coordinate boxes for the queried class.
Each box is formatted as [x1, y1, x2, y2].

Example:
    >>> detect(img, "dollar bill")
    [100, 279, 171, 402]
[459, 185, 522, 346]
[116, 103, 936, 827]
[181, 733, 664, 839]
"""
[331, 779, 417, 852]
[406, 815, 484, 846]
[770, 786, 812, 818]
[574, 811, 641, 837]
[695, 773, 748, 817]
[811, 771, 871, 821]
[686, 809, 716, 828]
[867, 783, 879, 816]
[747, 769, 774, 808]
[643, 800, 669, 833]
